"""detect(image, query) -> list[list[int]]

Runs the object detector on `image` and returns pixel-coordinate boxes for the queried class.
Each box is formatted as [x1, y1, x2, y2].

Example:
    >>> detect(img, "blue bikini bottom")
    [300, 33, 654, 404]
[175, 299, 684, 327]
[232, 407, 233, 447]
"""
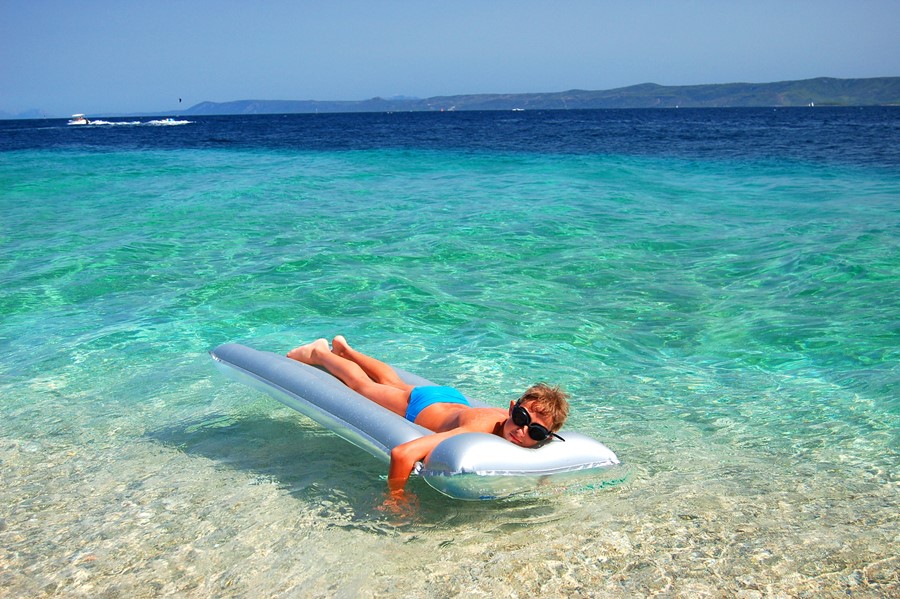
[405, 386, 470, 422]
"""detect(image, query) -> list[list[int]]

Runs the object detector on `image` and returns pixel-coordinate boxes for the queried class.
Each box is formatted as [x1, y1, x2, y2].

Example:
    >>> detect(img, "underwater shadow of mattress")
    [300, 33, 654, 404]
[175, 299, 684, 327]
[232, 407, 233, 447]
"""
[147, 412, 560, 526]
[149, 413, 384, 496]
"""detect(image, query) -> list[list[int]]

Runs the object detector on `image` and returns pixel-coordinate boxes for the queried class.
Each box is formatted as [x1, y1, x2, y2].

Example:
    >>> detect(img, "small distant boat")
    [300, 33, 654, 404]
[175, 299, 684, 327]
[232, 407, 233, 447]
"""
[68, 114, 90, 125]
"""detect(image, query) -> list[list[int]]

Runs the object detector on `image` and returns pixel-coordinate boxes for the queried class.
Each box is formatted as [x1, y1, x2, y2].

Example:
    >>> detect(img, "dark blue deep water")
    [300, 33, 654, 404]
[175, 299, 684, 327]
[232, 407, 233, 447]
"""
[3, 107, 899, 167]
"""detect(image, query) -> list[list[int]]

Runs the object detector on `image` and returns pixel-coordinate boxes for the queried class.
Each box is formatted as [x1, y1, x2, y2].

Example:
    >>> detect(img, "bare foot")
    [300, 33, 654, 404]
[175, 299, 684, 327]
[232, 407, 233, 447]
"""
[331, 335, 351, 357]
[286, 338, 329, 363]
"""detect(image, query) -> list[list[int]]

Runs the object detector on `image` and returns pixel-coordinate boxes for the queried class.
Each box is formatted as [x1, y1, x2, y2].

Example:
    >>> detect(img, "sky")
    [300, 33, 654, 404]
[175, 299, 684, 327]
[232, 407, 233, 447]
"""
[2, 0, 899, 116]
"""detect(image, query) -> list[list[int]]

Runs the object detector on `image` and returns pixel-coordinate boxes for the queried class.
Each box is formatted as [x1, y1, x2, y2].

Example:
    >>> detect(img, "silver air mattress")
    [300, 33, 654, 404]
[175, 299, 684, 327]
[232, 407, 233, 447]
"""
[210, 343, 620, 500]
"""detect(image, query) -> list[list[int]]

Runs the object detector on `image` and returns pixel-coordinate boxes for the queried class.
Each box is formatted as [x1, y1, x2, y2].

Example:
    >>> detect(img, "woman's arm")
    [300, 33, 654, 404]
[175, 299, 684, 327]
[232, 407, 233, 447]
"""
[387, 429, 474, 491]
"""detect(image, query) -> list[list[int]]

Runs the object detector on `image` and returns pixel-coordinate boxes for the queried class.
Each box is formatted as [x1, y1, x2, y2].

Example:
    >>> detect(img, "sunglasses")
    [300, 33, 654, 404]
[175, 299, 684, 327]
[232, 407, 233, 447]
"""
[511, 402, 565, 442]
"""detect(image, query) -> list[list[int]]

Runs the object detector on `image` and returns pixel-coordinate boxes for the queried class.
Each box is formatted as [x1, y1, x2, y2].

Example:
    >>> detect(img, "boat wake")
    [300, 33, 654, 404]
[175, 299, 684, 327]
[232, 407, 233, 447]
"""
[83, 120, 142, 126]
[145, 118, 192, 126]
[68, 115, 192, 127]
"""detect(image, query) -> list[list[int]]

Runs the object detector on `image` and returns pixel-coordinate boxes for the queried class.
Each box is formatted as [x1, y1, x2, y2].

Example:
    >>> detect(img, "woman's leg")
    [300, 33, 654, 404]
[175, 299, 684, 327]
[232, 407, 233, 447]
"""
[287, 339, 412, 417]
[331, 335, 407, 388]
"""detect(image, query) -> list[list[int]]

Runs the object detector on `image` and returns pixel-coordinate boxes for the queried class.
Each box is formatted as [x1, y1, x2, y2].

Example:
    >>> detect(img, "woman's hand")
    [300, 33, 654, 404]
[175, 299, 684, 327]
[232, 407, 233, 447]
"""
[377, 486, 419, 517]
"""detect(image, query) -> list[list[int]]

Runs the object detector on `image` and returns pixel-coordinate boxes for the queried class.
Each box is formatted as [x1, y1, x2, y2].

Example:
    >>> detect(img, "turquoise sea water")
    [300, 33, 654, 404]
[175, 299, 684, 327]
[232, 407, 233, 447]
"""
[1, 112, 898, 596]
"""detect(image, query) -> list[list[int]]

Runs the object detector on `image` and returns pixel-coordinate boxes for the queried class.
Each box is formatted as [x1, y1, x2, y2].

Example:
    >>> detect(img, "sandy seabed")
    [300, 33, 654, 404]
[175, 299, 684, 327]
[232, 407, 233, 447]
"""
[2, 401, 896, 599]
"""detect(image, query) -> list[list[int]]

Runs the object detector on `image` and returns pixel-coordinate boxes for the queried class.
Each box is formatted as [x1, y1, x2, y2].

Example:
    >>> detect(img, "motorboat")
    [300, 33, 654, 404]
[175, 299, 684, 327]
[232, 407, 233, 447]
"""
[67, 114, 90, 125]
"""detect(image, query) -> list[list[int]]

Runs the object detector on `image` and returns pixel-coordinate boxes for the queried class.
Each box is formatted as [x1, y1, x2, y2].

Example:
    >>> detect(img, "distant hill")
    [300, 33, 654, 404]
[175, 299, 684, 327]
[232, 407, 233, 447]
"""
[0, 108, 48, 120]
[183, 77, 900, 116]
[2, 77, 898, 120]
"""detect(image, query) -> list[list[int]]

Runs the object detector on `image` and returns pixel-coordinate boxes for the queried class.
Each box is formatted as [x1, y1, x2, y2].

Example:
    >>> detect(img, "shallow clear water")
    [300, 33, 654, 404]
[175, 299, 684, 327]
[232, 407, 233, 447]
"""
[1, 110, 897, 596]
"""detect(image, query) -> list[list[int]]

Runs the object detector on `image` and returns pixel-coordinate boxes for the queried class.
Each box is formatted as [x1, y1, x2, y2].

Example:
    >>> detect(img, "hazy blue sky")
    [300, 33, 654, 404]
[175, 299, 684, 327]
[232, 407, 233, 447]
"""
[3, 0, 898, 116]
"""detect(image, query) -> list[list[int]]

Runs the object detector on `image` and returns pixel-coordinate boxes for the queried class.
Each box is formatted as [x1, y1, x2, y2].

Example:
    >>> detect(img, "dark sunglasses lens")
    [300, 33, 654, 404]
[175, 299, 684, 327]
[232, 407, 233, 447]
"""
[512, 405, 529, 426]
[528, 425, 551, 441]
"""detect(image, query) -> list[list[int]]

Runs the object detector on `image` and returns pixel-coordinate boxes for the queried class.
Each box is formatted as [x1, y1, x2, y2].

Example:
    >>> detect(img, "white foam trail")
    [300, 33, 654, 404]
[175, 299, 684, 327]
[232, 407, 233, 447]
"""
[144, 119, 192, 126]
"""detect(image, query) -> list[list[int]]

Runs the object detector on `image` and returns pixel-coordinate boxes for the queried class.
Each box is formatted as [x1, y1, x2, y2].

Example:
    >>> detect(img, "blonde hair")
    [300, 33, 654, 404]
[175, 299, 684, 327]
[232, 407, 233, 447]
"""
[518, 383, 569, 431]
